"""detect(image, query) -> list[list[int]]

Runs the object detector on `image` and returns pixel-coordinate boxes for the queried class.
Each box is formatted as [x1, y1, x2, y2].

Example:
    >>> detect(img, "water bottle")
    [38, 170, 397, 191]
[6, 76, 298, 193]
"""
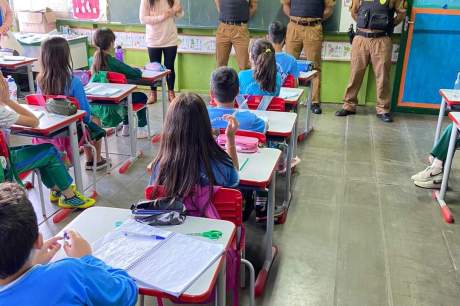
[454, 72, 460, 90]
[115, 45, 124, 63]
[6, 75, 17, 101]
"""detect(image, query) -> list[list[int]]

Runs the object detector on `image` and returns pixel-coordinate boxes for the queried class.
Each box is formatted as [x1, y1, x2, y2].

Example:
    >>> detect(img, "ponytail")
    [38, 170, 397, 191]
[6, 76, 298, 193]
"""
[91, 48, 107, 74]
[91, 28, 116, 74]
[251, 39, 277, 93]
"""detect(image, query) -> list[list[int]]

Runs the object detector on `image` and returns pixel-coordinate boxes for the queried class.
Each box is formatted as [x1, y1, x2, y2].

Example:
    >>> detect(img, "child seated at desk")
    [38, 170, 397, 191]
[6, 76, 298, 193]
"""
[411, 123, 456, 189]
[149, 92, 239, 192]
[0, 183, 137, 305]
[209, 67, 266, 133]
[0, 76, 94, 208]
[36, 37, 108, 172]
[239, 39, 282, 97]
[90, 28, 149, 139]
[268, 21, 299, 87]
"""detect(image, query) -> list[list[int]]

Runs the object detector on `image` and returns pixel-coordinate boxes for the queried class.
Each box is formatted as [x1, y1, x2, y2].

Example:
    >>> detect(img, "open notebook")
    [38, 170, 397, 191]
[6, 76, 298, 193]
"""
[92, 219, 224, 297]
[84, 84, 122, 97]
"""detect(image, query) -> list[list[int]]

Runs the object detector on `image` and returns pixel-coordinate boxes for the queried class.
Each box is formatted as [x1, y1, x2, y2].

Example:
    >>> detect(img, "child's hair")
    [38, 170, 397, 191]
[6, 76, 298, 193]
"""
[250, 39, 277, 93]
[37, 37, 73, 95]
[149, 0, 174, 8]
[92, 28, 116, 74]
[0, 183, 38, 279]
[268, 21, 287, 45]
[211, 67, 239, 103]
[153, 93, 232, 198]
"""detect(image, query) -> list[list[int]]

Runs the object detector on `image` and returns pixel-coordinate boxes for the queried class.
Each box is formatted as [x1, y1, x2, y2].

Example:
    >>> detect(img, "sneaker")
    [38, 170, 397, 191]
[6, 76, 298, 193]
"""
[414, 173, 443, 189]
[58, 190, 96, 209]
[85, 158, 110, 171]
[137, 126, 149, 139]
[311, 103, 322, 114]
[411, 165, 443, 181]
[121, 124, 129, 137]
[49, 190, 61, 203]
[255, 192, 268, 222]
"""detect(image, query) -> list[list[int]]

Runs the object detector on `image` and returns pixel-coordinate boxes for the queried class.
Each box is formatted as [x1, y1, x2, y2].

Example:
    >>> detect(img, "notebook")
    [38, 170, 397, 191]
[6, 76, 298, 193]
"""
[84, 84, 122, 97]
[92, 219, 225, 297]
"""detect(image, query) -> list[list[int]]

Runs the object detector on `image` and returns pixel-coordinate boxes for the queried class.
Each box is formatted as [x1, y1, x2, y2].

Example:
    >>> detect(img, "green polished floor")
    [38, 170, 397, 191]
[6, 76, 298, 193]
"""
[28, 102, 460, 306]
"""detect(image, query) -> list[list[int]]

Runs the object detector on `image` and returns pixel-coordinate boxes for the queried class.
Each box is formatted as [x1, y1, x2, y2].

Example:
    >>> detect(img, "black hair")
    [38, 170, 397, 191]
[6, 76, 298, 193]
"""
[92, 28, 116, 74]
[268, 21, 287, 45]
[0, 183, 38, 279]
[210, 67, 239, 103]
[251, 39, 277, 93]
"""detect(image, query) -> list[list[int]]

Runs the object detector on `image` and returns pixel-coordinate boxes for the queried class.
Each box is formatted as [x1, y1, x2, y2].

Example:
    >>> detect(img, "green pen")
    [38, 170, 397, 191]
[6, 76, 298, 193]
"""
[239, 158, 249, 171]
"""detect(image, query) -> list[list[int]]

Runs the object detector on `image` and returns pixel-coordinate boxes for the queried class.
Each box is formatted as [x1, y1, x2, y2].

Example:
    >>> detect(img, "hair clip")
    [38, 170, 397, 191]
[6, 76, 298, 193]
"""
[265, 49, 272, 54]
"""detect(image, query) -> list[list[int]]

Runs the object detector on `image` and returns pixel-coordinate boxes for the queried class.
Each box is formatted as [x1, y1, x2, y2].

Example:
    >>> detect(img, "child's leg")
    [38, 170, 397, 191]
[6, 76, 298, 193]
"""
[431, 123, 459, 163]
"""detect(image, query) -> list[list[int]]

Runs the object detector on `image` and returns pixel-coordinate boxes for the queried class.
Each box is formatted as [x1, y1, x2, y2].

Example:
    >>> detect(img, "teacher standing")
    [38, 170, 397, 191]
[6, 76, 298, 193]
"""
[140, 0, 183, 104]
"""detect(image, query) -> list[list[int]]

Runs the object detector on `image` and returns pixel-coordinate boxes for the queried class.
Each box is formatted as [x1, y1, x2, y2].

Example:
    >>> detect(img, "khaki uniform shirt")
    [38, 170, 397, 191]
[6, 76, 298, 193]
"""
[281, 0, 336, 21]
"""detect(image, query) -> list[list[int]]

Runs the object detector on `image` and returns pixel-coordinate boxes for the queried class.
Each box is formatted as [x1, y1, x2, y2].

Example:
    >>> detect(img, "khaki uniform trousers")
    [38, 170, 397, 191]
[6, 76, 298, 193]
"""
[285, 21, 323, 103]
[216, 22, 250, 70]
[342, 35, 393, 114]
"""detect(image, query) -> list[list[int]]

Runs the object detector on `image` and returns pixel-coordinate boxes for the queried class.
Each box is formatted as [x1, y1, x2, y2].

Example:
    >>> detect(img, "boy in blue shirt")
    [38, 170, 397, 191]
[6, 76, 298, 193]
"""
[209, 67, 266, 133]
[268, 21, 300, 87]
[0, 183, 138, 306]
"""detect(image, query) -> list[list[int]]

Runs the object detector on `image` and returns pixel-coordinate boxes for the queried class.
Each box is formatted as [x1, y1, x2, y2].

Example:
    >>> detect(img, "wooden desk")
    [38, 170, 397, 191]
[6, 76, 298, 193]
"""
[52, 207, 235, 306]
[237, 148, 281, 296]
[10, 105, 86, 191]
[434, 89, 460, 146]
[0, 57, 37, 93]
[85, 83, 141, 174]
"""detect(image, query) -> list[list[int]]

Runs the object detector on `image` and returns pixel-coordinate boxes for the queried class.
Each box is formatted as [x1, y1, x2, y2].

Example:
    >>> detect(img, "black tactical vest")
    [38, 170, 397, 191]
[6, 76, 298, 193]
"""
[356, 0, 395, 33]
[290, 0, 325, 19]
[219, 0, 250, 23]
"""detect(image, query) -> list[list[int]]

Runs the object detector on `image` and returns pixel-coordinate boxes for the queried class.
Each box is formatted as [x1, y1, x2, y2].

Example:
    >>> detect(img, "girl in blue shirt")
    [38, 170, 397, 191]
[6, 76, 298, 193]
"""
[238, 39, 282, 97]
[149, 93, 239, 196]
[36, 37, 108, 172]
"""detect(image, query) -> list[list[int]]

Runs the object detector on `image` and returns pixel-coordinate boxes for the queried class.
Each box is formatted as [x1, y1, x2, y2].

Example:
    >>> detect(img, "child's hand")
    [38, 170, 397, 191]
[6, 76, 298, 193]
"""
[32, 236, 62, 265]
[63, 230, 92, 258]
[0, 77, 10, 104]
[223, 114, 239, 139]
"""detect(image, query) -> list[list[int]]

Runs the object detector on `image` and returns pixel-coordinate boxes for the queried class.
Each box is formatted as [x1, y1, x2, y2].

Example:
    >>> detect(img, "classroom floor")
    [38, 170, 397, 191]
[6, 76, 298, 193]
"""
[25, 101, 460, 306]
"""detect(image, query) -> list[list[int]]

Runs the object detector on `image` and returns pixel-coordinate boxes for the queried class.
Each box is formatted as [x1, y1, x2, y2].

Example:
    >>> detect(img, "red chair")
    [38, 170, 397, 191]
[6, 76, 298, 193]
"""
[282, 74, 297, 88]
[0, 130, 47, 217]
[106, 71, 152, 137]
[210, 95, 286, 112]
[143, 186, 255, 306]
[24, 94, 108, 199]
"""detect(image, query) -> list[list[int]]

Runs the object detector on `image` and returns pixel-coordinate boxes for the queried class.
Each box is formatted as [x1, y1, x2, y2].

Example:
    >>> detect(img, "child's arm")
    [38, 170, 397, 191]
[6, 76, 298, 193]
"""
[0, 78, 39, 128]
[223, 115, 239, 170]
[71, 78, 92, 123]
[109, 57, 143, 80]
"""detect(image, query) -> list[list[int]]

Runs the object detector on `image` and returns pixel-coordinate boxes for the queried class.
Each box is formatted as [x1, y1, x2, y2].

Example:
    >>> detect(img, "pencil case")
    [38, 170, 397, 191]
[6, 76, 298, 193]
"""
[216, 134, 259, 153]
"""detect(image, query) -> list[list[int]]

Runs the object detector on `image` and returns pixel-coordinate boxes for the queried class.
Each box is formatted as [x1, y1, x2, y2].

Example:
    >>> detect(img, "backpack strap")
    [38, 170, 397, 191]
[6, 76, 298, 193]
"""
[257, 96, 274, 111]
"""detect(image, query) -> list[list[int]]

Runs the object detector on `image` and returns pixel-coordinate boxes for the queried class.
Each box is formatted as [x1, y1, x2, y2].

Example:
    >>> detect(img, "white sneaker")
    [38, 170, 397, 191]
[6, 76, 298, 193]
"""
[414, 172, 443, 189]
[121, 125, 129, 137]
[137, 126, 149, 139]
[411, 165, 443, 181]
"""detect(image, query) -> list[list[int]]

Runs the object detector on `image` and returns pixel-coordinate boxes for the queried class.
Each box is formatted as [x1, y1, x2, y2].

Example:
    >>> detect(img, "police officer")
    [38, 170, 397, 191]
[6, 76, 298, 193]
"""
[282, 0, 336, 115]
[336, 0, 406, 122]
[214, 0, 257, 70]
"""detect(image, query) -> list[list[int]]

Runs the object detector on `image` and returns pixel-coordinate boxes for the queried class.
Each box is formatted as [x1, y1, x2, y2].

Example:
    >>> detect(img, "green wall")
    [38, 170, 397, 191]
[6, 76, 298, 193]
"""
[60, 20, 399, 106]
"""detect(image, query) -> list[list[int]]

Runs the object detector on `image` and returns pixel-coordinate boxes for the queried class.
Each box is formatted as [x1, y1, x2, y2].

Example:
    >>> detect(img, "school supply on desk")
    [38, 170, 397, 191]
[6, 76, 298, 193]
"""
[84, 83, 122, 96]
[239, 158, 249, 171]
[92, 219, 225, 297]
[2, 56, 26, 61]
[217, 134, 259, 153]
[45, 98, 78, 116]
[187, 230, 223, 240]
[131, 198, 186, 226]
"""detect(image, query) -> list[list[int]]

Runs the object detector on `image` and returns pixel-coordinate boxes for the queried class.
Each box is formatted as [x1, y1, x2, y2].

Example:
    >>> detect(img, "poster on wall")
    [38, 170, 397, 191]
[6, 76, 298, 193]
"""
[72, 0, 105, 20]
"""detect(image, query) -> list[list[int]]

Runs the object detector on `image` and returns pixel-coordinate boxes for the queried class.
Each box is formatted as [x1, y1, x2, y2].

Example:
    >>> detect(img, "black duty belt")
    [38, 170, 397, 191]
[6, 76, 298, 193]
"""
[356, 30, 388, 38]
[290, 18, 322, 27]
[220, 20, 247, 26]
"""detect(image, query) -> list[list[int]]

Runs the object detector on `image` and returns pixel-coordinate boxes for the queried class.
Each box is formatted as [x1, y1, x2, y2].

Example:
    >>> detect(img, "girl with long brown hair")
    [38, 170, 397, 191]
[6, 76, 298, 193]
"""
[36, 37, 108, 171]
[149, 93, 239, 198]
[139, 0, 183, 103]
[238, 39, 282, 96]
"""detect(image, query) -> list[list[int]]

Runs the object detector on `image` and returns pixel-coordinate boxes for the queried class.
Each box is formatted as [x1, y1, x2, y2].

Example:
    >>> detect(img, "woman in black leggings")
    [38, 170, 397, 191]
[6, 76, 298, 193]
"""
[140, 0, 183, 103]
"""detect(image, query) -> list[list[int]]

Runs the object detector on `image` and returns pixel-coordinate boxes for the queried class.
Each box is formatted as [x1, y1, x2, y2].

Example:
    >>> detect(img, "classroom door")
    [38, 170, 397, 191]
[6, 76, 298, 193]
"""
[397, 8, 460, 110]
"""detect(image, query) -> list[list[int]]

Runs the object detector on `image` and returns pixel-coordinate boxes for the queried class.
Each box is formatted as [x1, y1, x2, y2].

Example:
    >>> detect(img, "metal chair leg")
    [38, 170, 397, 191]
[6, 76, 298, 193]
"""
[103, 135, 110, 174]
[241, 259, 255, 306]
[146, 107, 151, 137]
[35, 171, 46, 218]
[139, 294, 144, 306]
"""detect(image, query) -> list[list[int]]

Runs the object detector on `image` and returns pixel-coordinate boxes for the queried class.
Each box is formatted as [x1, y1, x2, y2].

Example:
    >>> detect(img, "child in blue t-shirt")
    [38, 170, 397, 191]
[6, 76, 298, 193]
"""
[268, 21, 300, 87]
[209, 67, 266, 133]
[238, 39, 282, 97]
[0, 183, 138, 306]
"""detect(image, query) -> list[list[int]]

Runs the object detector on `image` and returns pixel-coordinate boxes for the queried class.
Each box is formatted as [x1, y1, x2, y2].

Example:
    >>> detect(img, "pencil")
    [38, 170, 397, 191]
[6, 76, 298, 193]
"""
[239, 158, 249, 171]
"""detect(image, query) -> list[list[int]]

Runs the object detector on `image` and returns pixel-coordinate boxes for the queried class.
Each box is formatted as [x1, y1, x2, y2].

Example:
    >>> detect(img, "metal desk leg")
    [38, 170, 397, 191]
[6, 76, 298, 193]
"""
[119, 93, 143, 174]
[27, 64, 35, 93]
[434, 125, 457, 223]
[69, 121, 83, 191]
[434, 98, 446, 146]
[298, 80, 313, 142]
[283, 125, 295, 207]
[215, 257, 226, 306]
[255, 175, 278, 296]
[161, 77, 168, 121]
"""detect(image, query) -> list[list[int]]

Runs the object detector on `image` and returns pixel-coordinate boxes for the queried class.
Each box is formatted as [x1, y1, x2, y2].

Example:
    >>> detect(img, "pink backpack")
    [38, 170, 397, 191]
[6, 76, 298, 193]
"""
[217, 134, 259, 153]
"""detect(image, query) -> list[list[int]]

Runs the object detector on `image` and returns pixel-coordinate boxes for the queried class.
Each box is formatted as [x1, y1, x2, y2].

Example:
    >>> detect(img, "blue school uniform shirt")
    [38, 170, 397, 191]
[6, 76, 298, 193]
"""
[0, 255, 138, 306]
[238, 69, 282, 97]
[275, 52, 299, 82]
[37, 76, 91, 123]
[149, 159, 239, 188]
[208, 107, 266, 133]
